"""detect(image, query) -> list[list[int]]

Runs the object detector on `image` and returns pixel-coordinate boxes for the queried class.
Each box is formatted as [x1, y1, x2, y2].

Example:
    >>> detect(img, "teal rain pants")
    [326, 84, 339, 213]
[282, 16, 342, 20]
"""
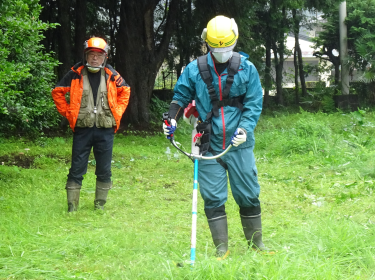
[198, 146, 260, 209]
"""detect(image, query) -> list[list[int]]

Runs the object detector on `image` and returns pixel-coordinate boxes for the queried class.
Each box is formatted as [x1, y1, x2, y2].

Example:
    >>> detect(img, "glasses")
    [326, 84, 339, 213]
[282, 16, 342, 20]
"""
[87, 53, 105, 59]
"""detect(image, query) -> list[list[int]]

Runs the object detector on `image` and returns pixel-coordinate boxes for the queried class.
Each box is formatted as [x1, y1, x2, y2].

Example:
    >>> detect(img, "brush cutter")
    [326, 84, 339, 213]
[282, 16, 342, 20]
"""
[163, 102, 233, 266]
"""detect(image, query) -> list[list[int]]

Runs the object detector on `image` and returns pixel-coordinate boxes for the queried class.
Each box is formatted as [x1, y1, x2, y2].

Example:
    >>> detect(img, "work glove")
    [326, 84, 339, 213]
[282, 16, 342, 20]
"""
[230, 128, 247, 147]
[183, 113, 197, 126]
[163, 119, 177, 139]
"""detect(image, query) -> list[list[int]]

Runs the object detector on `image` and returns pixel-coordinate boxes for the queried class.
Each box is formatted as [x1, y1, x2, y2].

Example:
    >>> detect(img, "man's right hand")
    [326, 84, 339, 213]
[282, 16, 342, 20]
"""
[163, 119, 177, 139]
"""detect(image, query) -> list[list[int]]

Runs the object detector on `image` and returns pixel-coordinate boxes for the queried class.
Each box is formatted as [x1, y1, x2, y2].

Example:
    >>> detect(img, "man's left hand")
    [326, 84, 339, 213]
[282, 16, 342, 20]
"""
[231, 128, 247, 147]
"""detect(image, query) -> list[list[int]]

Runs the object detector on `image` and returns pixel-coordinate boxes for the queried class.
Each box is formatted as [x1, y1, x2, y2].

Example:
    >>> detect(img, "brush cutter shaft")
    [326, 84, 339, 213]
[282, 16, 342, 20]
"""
[170, 139, 232, 160]
[200, 145, 232, 159]
[190, 159, 199, 266]
[167, 136, 231, 267]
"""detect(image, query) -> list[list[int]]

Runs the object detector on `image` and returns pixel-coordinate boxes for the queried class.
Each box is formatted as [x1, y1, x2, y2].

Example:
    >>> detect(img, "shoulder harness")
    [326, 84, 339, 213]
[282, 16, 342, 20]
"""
[194, 52, 244, 156]
[197, 52, 244, 119]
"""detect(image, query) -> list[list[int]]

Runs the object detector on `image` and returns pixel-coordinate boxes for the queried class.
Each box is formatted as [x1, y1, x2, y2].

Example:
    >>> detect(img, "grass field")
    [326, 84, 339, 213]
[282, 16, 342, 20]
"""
[1, 109, 375, 279]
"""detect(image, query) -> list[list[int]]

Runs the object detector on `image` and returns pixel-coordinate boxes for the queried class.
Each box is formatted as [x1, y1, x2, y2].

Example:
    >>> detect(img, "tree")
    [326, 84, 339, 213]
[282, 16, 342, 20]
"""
[312, 6, 340, 85]
[0, 0, 59, 134]
[272, 4, 290, 105]
[57, 0, 72, 79]
[74, 0, 87, 63]
[167, 0, 202, 79]
[115, 0, 179, 126]
[39, 0, 58, 54]
[346, 0, 375, 83]
[292, 0, 338, 96]
[292, 7, 307, 101]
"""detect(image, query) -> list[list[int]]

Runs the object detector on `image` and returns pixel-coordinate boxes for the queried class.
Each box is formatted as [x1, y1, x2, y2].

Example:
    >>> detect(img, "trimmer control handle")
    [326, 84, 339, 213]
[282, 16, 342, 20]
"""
[162, 112, 174, 139]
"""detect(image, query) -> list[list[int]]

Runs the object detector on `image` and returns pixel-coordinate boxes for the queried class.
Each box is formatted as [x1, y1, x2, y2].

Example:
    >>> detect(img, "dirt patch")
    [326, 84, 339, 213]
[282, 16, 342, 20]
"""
[0, 154, 35, 169]
[0, 153, 70, 169]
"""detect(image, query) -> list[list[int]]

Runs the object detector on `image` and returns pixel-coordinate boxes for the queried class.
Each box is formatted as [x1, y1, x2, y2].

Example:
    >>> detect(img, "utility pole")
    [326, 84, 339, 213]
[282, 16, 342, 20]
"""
[339, 1, 349, 95]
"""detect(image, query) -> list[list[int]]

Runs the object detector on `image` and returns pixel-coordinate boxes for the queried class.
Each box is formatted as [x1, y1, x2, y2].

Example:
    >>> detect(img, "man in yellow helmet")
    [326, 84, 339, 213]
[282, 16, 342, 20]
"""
[52, 37, 131, 212]
[163, 16, 270, 258]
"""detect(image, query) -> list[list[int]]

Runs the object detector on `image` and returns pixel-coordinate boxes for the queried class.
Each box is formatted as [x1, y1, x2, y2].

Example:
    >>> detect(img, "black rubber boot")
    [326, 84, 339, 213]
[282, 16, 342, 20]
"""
[208, 216, 229, 258]
[240, 213, 267, 250]
[240, 205, 273, 252]
[94, 180, 111, 210]
[205, 206, 229, 259]
[66, 181, 81, 212]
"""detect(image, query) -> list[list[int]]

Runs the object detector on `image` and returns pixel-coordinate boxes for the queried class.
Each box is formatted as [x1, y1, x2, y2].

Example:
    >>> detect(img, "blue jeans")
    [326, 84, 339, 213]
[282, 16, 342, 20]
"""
[67, 126, 115, 187]
[198, 146, 260, 209]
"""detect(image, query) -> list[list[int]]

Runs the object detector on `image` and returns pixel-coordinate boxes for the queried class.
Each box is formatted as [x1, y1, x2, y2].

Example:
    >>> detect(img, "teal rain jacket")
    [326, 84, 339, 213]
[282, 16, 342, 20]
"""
[172, 52, 263, 151]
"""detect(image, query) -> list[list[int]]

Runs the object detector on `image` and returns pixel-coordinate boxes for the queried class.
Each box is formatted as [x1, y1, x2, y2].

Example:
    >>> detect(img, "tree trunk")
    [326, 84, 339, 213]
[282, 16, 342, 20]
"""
[272, 6, 286, 105]
[108, 0, 120, 65]
[273, 44, 283, 105]
[74, 0, 87, 63]
[296, 37, 307, 97]
[176, 2, 184, 79]
[292, 9, 307, 98]
[176, 54, 183, 79]
[335, 62, 340, 85]
[313, 47, 340, 86]
[57, 0, 72, 79]
[294, 45, 299, 104]
[39, 0, 57, 54]
[175, 0, 193, 79]
[264, 40, 272, 107]
[184, 0, 193, 67]
[115, 0, 179, 126]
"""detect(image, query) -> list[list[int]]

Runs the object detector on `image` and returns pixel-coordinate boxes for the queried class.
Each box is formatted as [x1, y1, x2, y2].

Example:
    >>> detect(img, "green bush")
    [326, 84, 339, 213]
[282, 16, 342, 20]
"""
[149, 95, 170, 123]
[0, 0, 59, 135]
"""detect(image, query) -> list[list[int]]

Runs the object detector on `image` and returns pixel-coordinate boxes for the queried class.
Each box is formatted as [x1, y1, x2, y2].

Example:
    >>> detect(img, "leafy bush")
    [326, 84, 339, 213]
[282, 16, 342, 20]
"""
[0, 0, 59, 135]
[149, 95, 170, 123]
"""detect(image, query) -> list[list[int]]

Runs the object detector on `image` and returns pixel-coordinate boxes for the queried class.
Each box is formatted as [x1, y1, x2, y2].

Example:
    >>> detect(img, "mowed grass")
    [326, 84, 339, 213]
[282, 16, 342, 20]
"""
[1, 109, 375, 279]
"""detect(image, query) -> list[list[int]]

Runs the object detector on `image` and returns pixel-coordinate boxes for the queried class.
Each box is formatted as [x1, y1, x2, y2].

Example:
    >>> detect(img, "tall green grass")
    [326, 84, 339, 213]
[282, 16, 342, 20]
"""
[1, 109, 375, 279]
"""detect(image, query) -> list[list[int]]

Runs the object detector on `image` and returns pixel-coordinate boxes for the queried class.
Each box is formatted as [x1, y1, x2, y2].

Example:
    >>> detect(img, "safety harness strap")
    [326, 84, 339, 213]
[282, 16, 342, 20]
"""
[217, 95, 244, 111]
[197, 55, 219, 117]
[195, 52, 243, 156]
[222, 52, 241, 100]
[197, 52, 242, 118]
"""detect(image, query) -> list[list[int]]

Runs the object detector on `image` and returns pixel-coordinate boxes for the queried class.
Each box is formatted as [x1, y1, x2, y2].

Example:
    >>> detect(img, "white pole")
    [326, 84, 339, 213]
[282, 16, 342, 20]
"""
[339, 1, 349, 95]
[190, 159, 198, 266]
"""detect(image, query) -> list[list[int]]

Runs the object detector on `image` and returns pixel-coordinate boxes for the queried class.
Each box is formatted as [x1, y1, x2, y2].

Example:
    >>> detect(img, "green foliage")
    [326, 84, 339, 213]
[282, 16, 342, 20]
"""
[150, 95, 170, 123]
[321, 94, 336, 112]
[0, 0, 59, 135]
[292, 82, 337, 113]
[346, 0, 375, 84]
[350, 108, 366, 126]
[314, 0, 375, 90]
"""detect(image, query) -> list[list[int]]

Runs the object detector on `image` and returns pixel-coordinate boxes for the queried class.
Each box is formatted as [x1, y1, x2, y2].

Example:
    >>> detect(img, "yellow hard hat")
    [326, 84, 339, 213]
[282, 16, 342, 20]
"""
[201, 16, 239, 52]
